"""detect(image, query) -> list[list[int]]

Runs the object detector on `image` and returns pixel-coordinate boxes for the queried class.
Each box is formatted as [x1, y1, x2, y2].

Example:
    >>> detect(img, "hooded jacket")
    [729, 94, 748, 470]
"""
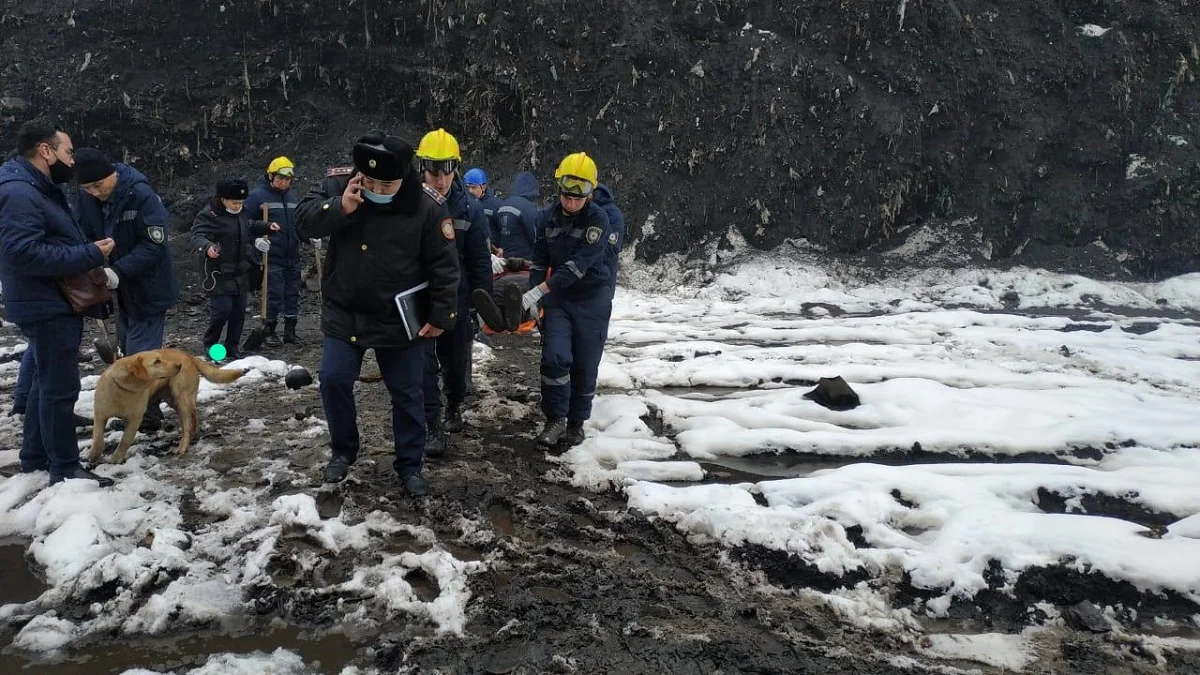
[591, 183, 625, 295]
[495, 172, 540, 260]
[244, 176, 303, 267]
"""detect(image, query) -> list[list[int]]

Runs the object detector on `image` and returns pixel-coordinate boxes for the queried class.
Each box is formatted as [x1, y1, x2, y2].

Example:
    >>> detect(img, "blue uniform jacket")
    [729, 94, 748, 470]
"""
[591, 183, 625, 294]
[530, 201, 612, 303]
[244, 177, 302, 267]
[446, 181, 494, 319]
[0, 157, 105, 325]
[76, 163, 179, 319]
[476, 189, 502, 242]
[496, 172, 540, 260]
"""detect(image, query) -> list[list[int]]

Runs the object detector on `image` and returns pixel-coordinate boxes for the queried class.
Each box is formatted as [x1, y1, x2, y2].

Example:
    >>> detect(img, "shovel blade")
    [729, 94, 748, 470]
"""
[242, 327, 266, 352]
[93, 337, 116, 364]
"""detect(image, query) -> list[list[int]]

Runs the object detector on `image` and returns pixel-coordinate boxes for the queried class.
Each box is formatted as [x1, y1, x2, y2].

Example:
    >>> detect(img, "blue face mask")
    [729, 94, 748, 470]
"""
[363, 188, 394, 204]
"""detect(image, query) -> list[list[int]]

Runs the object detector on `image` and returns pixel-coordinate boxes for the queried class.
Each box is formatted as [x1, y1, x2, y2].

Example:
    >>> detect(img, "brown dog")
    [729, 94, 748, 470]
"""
[87, 348, 246, 465]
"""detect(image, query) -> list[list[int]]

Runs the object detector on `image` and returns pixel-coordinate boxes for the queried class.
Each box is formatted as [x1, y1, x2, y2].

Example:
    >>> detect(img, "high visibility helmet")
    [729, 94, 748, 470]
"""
[554, 152, 598, 197]
[267, 156, 295, 177]
[416, 128, 461, 161]
[463, 168, 488, 186]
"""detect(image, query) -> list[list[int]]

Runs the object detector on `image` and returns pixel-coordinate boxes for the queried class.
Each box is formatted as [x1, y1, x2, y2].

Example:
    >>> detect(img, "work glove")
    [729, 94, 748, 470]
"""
[254, 237, 271, 253]
[102, 267, 120, 290]
[521, 286, 545, 313]
[491, 255, 506, 275]
[311, 238, 323, 251]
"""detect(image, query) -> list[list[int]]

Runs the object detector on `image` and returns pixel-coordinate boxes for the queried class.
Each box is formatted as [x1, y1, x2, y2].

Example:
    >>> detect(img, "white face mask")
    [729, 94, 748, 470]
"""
[226, 206, 243, 215]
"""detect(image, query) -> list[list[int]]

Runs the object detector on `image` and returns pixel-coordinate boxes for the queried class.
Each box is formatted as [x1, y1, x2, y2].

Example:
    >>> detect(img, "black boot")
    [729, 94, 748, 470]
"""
[564, 422, 585, 448]
[444, 405, 464, 433]
[425, 418, 448, 459]
[264, 319, 281, 348]
[283, 318, 298, 344]
[536, 418, 568, 447]
[502, 284, 524, 331]
[51, 467, 115, 487]
[323, 455, 352, 483]
[471, 288, 506, 332]
[401, 472, 430, 498]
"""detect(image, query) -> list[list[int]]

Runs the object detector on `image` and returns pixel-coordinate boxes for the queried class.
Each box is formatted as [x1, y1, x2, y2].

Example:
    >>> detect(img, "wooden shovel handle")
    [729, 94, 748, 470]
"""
[260, 204, 269, 319]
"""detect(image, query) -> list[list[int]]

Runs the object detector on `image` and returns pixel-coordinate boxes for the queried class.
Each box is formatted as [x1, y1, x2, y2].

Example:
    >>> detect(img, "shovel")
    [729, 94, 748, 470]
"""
[242, 204, 272, 352]
[92, 318, 118, 364]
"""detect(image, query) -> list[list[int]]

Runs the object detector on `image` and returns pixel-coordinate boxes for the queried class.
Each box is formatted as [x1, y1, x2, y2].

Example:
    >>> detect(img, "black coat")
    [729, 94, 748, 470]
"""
[187, 201, 272, 296]
[296, 167, 459, 349]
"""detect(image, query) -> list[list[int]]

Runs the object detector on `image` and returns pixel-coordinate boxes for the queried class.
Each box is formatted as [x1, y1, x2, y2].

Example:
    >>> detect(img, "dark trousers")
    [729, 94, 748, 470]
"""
[12, 347, 34, 413]
[540, 294, 612, 424]
[204, 293, 247, 355]
[117, 310, 167, 356]
[18, 315, 85, 476]
[422, 317, 472, 422]
[319, 336, 426, 477]
[267, 261, 302, 321]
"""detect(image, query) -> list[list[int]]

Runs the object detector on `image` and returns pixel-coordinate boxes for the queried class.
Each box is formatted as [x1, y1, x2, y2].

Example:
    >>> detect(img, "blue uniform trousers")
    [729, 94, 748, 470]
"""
[539, 294, 612, 424]
[204, 293, 248, 356]
[12, 347, 34, 414]
[319, 336, 426, 477]
[267, 261, 302, 322]
[117, 310, 167, 356]
[18, 315, 85, 476]
[423, 316, 472, 422]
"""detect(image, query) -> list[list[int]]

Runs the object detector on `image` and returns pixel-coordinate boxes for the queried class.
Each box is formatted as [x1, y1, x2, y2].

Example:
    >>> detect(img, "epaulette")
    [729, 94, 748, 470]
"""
[421, 183, 446, 205]
[325, 166, 354, 177]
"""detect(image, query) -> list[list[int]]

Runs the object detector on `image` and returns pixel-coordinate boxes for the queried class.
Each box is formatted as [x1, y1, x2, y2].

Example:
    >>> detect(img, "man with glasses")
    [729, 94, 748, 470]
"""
[296, 132, 459, 496]
[245, 156, 305, 346]
[0, 122, 116, 486]
[415, 129, 492, 457]
[523, 152, 614, 450]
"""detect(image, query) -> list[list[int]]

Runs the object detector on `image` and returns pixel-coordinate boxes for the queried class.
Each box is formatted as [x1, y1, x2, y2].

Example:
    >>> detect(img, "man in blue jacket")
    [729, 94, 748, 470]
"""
[244, 156, 304, 346]
[416, 130, 493, 456]
[522, 153, 612, 450]
[464, 167, 500, 245]
[495, 171, 540, 260]
[591, 183, 625, 298]
[0, 122, 115, 486]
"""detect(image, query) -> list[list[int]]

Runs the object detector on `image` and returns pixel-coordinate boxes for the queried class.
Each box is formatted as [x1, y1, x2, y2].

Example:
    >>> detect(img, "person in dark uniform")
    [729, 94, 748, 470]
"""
[495, 171, 540, 260]
[244, 156, 304, 346]
[591, 183, 625, 299]
[463, 167, 501, 245]
[523, 153, 613, 450]
[187, 179, 279, 361]
[75, 148, 180, 430]
[296, 132, 459, 496]
[415, 129, 492, 456]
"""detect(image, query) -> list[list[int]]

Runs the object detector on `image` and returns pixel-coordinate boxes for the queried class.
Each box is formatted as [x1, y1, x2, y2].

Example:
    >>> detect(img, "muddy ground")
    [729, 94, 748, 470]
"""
[2, 282, 1200, 673]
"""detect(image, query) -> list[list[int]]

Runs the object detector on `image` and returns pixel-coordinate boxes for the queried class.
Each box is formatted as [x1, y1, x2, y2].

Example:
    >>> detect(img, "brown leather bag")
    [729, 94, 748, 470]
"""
[57, 267, 112, 314]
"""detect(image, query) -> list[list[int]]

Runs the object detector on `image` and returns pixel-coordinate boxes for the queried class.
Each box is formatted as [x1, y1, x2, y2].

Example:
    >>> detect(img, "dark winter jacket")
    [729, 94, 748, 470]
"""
[187, 201, 272, 296]
[244, 176, 303, 268]
[447, 180, 494, 324]
[296, 167, 460, 348]
[76, 163, 179, 319]
[496, 172, 539, 260]
[0, 156, 105, 325]
[530, 201, 612, 304]
[475, 188, 502, 241]
[591, 183, 625, 296]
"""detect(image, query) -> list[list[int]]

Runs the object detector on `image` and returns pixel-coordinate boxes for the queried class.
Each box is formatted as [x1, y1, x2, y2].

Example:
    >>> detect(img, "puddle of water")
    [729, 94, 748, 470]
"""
[614, 541, 641, 557]
[488, 504, 516, 537]
[441, 543, 483, 562]
[701, 448, 1081, 482]
[406, 569, 439, 603]
[10, 625, 359, 674]
[0, 539, 47, 604]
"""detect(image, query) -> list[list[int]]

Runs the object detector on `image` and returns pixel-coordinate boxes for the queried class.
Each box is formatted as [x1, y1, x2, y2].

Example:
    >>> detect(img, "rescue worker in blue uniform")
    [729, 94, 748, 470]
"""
[591, 183, 625, 299]
[463, 167, 501, 245]
[416, 130, 492, 456]
[0, 122, 116, 486]
[523, 153, 613, 449]
[495, 171, 540, 260]
[75, 147, 181, 430]
[296, 132, 459, 497]
[244, 156, 304, 346]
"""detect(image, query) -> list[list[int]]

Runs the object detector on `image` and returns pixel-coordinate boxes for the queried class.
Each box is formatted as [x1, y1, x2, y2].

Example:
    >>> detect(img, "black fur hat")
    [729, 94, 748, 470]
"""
[352, 132, 414, 181]
[216, 178, 249, 199]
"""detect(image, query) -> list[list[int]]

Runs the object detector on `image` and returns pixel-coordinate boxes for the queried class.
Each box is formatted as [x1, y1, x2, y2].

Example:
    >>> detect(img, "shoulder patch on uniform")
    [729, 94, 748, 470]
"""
[441, 218, 455, 240]
[585, 226, 603, 245]
[608, 232, 618, 246]
[325, 166, 354, 177]
[147, 226, 166, 244]
[422, 183, 447, 205]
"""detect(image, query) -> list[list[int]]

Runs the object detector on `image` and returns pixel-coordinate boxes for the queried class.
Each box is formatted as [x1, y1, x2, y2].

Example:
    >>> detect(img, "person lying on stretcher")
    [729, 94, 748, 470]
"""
[472, 255, 541, 334]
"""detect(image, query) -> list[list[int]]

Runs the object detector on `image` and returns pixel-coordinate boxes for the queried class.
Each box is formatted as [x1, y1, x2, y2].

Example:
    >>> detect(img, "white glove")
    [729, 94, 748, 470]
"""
[254, 237, 271, 253]
[311, 238, 322, 251]
[491, 255, 506, 275]
[103, 267, 119, 290]
[521, 286, 545, 312]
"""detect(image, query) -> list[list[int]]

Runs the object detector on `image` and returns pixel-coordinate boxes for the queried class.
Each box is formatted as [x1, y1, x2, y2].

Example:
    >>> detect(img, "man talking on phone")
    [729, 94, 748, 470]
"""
[296, 132, 459, 496]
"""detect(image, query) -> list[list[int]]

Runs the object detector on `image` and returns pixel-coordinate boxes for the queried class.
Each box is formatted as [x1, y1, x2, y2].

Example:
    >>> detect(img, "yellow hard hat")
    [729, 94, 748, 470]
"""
[554, 152, 598, 196]
[267, 156, 295, 176]
[416, 128, 461, 161]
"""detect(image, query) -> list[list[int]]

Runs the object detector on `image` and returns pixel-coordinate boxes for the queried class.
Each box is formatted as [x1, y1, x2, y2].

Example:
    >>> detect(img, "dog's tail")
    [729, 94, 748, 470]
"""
[192, 355, 247, 384]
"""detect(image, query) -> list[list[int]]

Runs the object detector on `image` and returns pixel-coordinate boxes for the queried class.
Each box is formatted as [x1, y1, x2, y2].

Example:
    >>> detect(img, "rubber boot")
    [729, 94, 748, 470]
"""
[283, 318, 298, 344]
[264, 319, 281, 348]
